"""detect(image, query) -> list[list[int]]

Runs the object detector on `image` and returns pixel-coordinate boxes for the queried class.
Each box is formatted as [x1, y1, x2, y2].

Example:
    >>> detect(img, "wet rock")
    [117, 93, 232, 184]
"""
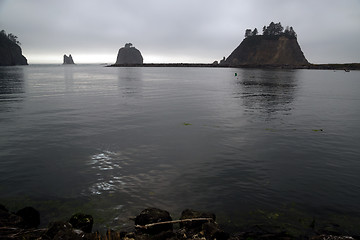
[135, 207, 173, 235]
[0, 209, 24, 228]
[45, 221, 72, 239]
[203, 222, 229, 240]
[69, 212, 94, 233]
[16, 206, 40, 228]
[180, 209, 216, 231]
[45, 221, 87, 239]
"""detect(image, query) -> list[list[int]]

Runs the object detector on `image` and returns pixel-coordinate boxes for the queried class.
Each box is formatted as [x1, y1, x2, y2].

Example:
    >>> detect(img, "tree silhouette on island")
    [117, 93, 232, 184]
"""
[245, 22, 297, 39]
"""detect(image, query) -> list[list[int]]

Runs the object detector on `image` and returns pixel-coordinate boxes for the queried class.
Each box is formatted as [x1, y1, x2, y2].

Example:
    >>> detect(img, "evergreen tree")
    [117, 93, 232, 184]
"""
[245, 29, 252, 38]
[0, 30, 21, 45]
[252, 28, 258, 36]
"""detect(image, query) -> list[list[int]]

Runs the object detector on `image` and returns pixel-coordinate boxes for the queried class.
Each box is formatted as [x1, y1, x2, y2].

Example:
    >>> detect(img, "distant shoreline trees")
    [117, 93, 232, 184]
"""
[245, 22, 297, 39]
[0, 30, 21, 45]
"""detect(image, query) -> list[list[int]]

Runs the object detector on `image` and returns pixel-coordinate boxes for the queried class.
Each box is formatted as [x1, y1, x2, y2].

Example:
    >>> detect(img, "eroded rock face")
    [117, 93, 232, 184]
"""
[115, 43, 143, 65]
[0, 34, 28, 66]
[225, 35, 309, 66]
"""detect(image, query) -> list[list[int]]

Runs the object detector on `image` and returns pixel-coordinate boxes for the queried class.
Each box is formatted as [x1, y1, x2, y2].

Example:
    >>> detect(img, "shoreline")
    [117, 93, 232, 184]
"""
[108, 63, 360, 70]
[1, 204, 359, 239]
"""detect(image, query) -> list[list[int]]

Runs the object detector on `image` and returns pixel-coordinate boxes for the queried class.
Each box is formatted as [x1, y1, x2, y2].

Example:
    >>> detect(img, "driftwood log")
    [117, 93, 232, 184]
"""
[135, 217, 214, 229]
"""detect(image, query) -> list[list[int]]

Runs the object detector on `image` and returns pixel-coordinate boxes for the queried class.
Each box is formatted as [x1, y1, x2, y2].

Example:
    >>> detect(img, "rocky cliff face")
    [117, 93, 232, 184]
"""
[63, 54, 75, 64]
[115, 43, 143, 64]
[225, 35, 308, 66]
[0, 34, 28, 66]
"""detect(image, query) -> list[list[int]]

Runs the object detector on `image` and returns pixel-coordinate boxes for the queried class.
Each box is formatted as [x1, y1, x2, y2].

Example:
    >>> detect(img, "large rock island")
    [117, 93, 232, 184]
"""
[115, 43, 143, 65]
[224, 22, 308, 67]
[0, 30, 28, 66]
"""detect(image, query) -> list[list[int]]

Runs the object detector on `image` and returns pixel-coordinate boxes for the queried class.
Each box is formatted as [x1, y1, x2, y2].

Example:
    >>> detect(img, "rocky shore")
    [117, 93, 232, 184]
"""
[1, 204, 358, 240]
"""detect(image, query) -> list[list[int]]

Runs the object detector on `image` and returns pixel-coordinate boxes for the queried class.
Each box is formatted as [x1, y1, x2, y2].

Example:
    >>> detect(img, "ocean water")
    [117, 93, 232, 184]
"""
[1, 65, 360, 231]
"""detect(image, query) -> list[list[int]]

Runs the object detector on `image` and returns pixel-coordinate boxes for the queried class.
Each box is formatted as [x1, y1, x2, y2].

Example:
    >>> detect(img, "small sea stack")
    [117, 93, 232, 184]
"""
[63, 54, 75, 64]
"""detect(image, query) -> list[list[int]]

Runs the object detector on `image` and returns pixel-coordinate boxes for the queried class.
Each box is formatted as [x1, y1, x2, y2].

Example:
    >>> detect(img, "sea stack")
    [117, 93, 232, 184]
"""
[115, 43, 143, 65]
[0, 30, 28, 66]
[224, 22, 308, 66]
[63, 54, 75, 64]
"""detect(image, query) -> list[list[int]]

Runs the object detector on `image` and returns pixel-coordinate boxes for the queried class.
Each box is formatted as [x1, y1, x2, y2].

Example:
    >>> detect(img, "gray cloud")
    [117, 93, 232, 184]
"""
[1, 0, 359, 63]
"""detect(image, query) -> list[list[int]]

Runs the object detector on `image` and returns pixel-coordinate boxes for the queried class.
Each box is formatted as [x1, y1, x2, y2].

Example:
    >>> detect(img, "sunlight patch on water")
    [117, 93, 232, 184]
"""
[86, 150, 128, 195]
[85, 146, 159, 196]
[89, 151, 123, 170]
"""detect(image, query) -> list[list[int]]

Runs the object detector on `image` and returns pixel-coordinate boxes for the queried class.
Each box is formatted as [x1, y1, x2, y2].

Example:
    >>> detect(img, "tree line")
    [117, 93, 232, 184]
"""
[245, 22, 297, 39]
[0, 30, 21, 45]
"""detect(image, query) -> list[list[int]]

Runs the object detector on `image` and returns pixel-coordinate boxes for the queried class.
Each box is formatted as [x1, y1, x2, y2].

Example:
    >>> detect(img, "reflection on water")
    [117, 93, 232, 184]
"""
[0, 67, 25, 112]
[63, 65, 74, 91]
[0, 67, 25, 94]
[236, 70, 298, 119]
[117, 67, 143, 97]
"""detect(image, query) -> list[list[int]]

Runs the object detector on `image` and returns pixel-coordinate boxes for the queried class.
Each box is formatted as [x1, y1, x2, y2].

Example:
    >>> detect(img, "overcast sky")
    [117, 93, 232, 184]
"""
[1, 0, 359, 64]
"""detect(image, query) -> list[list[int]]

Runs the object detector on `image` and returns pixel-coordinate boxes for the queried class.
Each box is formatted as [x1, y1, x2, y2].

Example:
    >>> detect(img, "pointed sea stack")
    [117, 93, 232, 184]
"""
[0, 31, 27, 66]
[63, 54, 75, 64]
[224, 23, 309, 67]
[115, 43, 143, 65]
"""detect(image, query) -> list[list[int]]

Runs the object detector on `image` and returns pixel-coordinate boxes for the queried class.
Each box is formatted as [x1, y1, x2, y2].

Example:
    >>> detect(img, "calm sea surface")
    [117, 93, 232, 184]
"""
[1, 65, 360, 231]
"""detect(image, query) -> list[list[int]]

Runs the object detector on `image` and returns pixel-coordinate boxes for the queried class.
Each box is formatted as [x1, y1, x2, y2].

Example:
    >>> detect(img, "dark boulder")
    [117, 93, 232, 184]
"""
[69, 212, 94, 233]
[135, 207, 173, 235]
[202, 222, 229, 240]
[16, 206, 40, 228]
[45, 221, 85, 240]
[115, 43, 143, 65]
[0, 205, 23, 228]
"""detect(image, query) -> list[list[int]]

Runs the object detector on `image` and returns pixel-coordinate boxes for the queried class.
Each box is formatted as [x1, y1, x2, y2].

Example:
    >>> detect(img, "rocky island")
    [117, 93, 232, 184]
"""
[0, 30, 28, 66]
[223, 22, 309, 67]
[63, 54, 75, 64]
[108, 24, 359, 70]
[114, 43, 143, 65]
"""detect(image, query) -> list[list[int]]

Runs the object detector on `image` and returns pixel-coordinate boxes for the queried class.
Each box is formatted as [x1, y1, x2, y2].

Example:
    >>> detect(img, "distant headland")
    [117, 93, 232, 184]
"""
[0, 30, 28, 66]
